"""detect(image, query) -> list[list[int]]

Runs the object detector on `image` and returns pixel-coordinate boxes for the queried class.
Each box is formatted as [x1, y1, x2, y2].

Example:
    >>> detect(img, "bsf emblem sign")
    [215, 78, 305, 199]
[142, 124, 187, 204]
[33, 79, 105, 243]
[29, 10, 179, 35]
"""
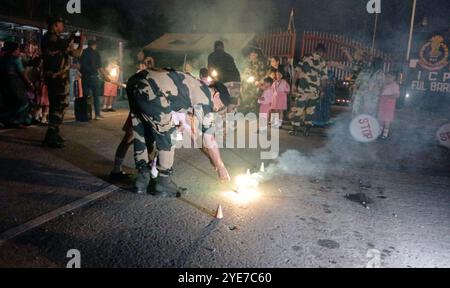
[419, 35, 449, 72]
[350, 115, 381, 143]
[437, 124, 450, 149]
[409, 33, 450, 95]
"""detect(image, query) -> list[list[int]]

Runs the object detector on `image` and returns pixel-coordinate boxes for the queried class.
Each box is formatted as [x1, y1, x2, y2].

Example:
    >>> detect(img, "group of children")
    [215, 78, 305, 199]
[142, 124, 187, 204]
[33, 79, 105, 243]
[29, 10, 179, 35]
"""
[258, 69, 290, 131]
[258, 62, 401, 140]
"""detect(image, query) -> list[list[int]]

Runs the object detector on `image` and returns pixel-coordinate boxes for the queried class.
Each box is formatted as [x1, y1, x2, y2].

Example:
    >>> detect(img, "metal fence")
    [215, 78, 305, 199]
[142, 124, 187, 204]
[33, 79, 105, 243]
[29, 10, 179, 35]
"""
[301, 31, 399, 80]
[256, 29, 297, 61]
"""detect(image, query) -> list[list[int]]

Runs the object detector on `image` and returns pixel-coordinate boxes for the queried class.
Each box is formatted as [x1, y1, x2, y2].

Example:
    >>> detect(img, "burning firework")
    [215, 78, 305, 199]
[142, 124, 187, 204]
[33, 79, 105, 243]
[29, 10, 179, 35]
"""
[109, 67, 118, 78]
[235, 174, 260, 194]
[224, 163, 266, 204]
[246, 76, 256, 84]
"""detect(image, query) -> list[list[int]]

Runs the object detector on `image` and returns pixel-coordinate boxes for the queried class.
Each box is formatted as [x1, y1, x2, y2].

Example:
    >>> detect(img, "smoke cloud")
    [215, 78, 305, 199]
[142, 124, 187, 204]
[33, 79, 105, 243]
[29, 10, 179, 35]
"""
[161, 0, 282, 33]
[263, 109, 449, 182]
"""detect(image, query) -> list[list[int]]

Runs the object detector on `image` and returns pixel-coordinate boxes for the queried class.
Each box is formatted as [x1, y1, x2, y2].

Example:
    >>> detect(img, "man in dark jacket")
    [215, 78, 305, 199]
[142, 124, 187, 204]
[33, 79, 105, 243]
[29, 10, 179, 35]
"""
[207, 41, 241, 84]
[80, 40, 108, 120]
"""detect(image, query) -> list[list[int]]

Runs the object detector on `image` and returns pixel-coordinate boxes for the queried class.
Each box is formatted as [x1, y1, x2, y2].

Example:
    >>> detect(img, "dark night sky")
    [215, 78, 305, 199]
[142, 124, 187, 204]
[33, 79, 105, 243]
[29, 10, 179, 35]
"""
[1, 0, 449, 53]
[118, 0, 450, 53]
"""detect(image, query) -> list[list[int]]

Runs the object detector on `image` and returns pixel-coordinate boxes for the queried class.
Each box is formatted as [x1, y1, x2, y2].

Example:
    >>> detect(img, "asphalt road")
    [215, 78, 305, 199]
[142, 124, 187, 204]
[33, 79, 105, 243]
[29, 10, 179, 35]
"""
[0, 105, 449, 268]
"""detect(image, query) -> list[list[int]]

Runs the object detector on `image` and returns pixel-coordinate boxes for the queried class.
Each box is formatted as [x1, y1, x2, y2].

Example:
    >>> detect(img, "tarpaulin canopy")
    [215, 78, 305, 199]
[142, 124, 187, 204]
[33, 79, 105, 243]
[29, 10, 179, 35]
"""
[144, 33, 257, 54]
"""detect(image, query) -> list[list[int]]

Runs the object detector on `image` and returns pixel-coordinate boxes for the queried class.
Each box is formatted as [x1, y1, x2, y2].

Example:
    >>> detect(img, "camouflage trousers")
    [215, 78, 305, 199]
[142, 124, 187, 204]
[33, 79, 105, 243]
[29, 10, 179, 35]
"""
[131, 113, 175, 172]
[45, 78, 70, 141]
[240, 83, 259, 114]
[293, 92, 320, 126]
[128, 83, 176, 172]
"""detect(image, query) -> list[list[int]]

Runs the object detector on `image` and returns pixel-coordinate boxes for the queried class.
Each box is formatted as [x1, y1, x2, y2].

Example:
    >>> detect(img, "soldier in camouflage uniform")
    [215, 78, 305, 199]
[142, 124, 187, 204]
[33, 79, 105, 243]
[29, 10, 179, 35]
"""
[240, 50, 267, 114]
[41, 16, 84, 148]
[340, 48, 367, 86]
[127, 68, 232, 196]
[291, 44, 328, 137]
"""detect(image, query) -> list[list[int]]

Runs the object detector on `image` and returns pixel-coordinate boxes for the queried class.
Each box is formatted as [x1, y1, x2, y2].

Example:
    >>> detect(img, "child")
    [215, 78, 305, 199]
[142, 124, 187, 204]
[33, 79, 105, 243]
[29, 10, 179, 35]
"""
[378, 72, 400, 139]
[199, 68, 212, 85]
[103, 60, 121, 112]
[271, 69, 290, 129]
[268, 67, 277, 81]
[258, 77, 274, 132]
[39, 83, 49, 124]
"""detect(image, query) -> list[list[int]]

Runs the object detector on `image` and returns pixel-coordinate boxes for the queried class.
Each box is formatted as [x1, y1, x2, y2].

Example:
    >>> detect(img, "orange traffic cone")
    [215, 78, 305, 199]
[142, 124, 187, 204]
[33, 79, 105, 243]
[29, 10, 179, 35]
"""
[215, 205, 224, 220]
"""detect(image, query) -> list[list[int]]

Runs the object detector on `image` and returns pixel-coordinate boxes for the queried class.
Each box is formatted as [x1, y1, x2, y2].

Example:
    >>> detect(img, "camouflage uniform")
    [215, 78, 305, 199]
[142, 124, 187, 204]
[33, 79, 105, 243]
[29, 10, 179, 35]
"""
[352, 69, 386, 118]
[127, 69, 217, 193]
[350, 60, 365, 85]
[348, 59, 367, 99]
[294, 53, 328, 126]
[240, 60, 266, 114]
[41, 32, 81, 146]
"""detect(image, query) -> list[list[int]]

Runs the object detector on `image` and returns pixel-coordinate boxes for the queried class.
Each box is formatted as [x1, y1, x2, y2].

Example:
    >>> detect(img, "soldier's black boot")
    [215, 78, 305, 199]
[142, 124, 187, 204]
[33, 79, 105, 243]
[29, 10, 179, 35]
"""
[135, 168, 151, 195]
[43, 127, 65, 149]
[150, 171, 183, 198]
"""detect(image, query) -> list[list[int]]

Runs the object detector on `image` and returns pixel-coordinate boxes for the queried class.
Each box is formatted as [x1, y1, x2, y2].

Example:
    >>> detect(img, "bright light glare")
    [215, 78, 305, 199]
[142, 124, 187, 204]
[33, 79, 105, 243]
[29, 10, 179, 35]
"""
[247, 76, 255, 83]
[224, 189, 260, 204]
[211, 70, 218, 78]
[406, 93, 410, 99]
[223, 173, 262, 204]
[110, 67, 118, 77]
[236, 174, 259, 191]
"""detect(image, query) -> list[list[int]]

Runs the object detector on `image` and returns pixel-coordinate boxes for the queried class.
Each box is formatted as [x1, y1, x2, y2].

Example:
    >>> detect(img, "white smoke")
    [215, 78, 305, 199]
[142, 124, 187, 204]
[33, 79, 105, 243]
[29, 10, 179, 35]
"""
[264, 149, 329, 180]
[262, 105, 450, 183]
[163, 0, 281, 33]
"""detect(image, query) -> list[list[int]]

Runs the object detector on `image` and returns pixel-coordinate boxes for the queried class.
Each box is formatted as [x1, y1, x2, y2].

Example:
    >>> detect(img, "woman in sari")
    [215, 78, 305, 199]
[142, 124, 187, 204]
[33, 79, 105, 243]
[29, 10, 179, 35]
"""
[352, 58, 386, 118]
[0, 42, 33, 127]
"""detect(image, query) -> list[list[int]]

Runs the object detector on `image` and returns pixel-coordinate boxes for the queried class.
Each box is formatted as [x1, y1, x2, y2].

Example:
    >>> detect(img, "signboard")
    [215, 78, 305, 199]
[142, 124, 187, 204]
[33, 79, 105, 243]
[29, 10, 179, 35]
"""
[408, 33, 450, 97]
[437, 124, 450, 149]
[350, 115, 381, 143]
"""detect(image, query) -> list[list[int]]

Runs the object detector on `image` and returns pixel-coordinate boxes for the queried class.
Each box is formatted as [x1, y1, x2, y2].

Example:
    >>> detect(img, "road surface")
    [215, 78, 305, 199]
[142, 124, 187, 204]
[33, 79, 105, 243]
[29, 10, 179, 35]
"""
[0, 105, 449, 268]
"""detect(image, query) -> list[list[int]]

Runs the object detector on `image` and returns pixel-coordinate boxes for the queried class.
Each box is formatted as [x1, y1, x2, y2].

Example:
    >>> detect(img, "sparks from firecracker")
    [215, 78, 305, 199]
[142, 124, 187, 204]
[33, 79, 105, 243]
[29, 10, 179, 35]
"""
[223, 166, 266, 204]
[109, 67, 118, 77]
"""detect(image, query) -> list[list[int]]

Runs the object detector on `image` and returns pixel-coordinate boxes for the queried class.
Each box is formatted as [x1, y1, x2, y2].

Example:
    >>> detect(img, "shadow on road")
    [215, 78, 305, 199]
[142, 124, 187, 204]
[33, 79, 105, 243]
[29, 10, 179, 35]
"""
[175, 219, 220, 268]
